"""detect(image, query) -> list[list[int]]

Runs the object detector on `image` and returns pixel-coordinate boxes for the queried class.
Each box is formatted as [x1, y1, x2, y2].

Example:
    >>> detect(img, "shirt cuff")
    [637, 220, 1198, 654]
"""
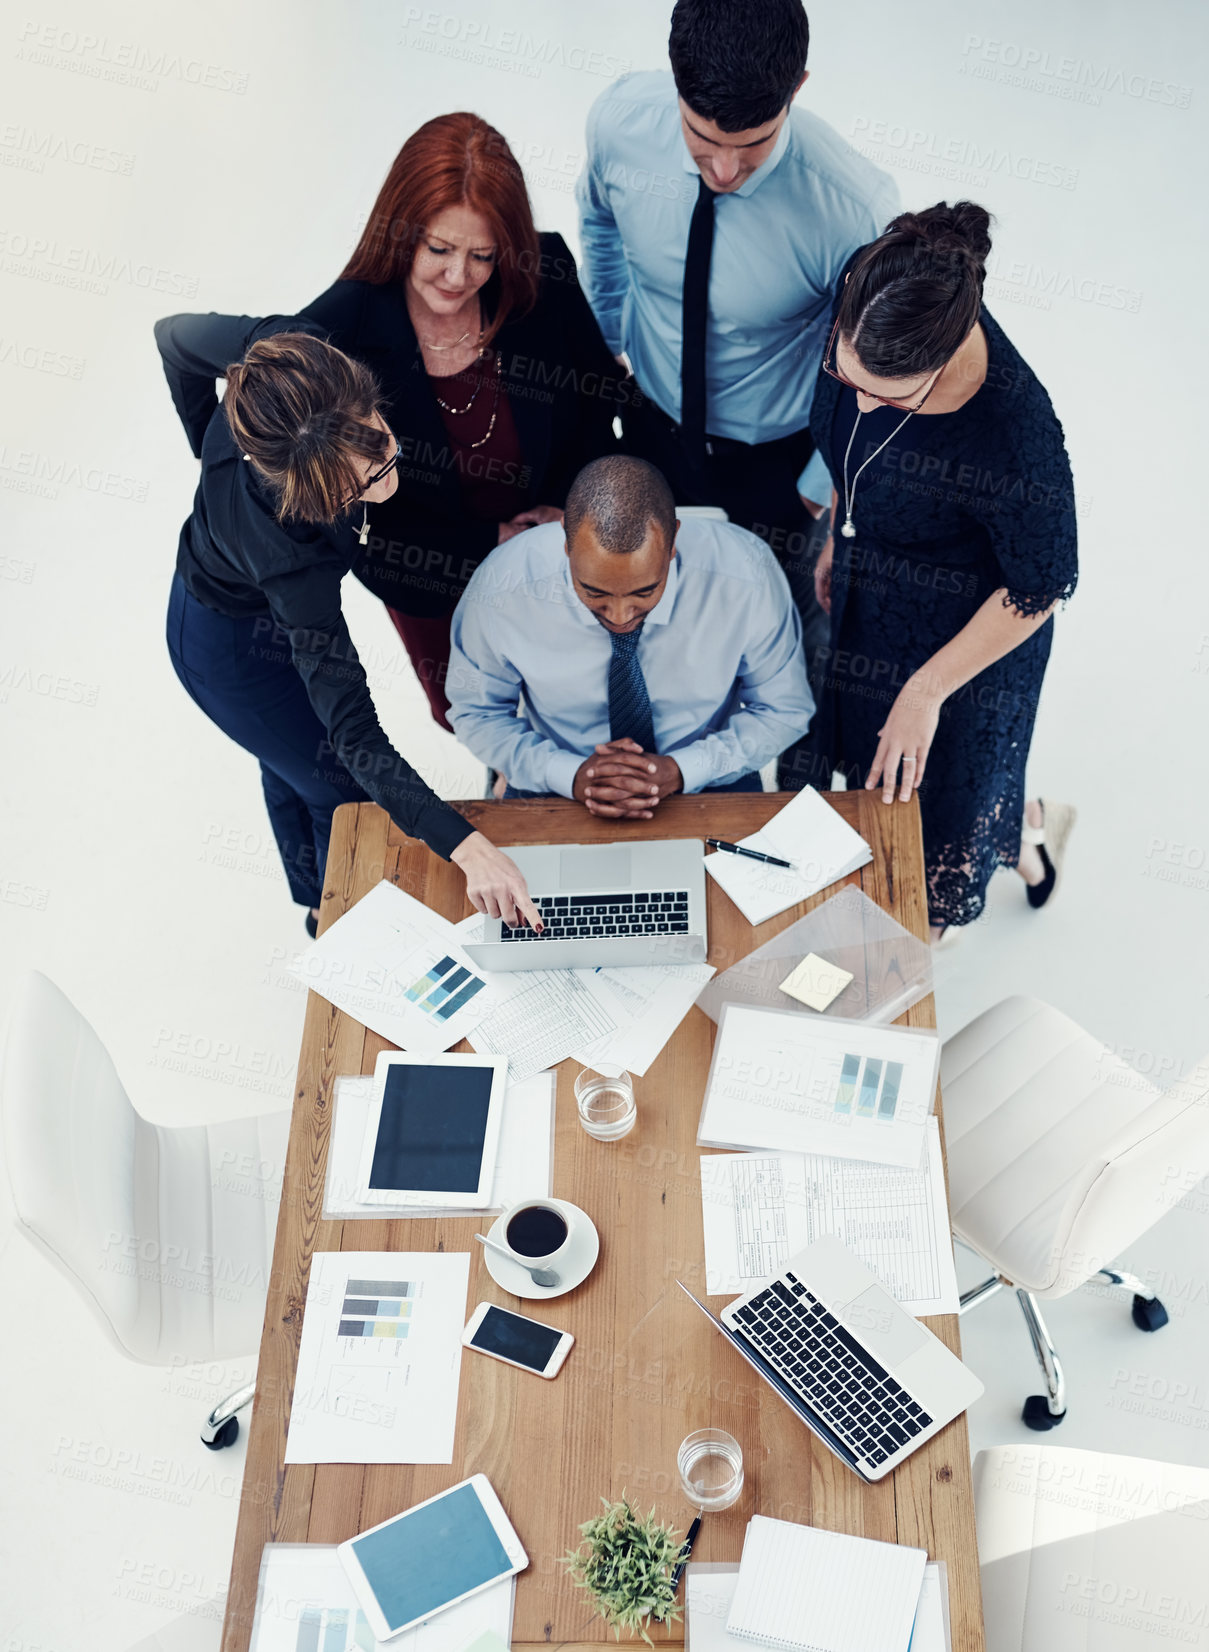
[672, 744, 712, 795]
[546, 749, 582, 799]
[796, 449, 832, 509]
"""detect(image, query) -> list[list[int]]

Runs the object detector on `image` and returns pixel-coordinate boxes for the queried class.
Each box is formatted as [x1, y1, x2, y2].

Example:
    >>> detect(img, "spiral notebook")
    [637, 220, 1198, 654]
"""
[725, 1515, 927, 1652]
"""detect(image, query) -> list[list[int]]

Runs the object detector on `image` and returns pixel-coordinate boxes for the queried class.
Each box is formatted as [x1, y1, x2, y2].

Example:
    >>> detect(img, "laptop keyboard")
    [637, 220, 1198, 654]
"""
[734, 1272, 933, 1468]
[500, 890, 691, 943]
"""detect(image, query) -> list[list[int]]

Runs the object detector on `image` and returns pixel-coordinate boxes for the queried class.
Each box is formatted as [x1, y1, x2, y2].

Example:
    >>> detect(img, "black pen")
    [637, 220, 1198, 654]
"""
[706, 837, 793, 870]
[669, 1514, 702, 1593]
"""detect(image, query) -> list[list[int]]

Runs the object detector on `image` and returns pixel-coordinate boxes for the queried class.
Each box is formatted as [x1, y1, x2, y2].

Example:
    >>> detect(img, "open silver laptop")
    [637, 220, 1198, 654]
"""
[679, 1234, 983, 1483]
[463, 839, 708, 973]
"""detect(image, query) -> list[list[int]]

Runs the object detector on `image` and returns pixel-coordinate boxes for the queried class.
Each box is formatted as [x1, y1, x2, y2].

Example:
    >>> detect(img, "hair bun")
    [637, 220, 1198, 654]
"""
[893, 200, 992, 276]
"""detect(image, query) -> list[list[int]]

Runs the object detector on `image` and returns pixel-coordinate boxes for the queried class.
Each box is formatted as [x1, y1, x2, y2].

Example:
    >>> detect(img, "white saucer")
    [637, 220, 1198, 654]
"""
[482, 1199, 600, 1300]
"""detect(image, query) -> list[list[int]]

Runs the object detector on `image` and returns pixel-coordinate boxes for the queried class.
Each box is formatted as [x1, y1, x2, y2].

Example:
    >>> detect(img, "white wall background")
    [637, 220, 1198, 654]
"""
[1, 1, 1207, 1646]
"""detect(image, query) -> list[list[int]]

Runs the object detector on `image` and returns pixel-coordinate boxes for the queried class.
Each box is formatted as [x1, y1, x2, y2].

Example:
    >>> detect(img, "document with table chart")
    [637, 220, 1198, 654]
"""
[285, 1251, 470, 1465]
[699, 1117, 959, 1317]
[698, 1004, 938, 1168]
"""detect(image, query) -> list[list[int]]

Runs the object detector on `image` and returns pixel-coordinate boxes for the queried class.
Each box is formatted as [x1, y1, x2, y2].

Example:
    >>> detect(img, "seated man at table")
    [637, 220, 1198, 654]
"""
[446, 455, 813, 817]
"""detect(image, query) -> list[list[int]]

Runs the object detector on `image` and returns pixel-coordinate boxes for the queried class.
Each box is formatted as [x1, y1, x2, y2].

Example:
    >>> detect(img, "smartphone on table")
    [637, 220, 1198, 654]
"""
[462, 1302, 574, 1378]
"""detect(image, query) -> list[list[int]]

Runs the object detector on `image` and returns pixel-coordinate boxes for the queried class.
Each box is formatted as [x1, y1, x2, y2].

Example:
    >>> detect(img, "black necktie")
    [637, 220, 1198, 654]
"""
[680, 174, 717, 470]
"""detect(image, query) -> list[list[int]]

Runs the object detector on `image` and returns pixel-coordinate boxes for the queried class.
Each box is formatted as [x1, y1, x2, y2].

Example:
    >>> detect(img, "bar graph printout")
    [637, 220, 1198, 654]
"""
[251, 1544, 515, 1652]
[285, 1251, 470, 1464]
[290, 881, 494, 1055]
[697, 1004, 938, 1167]
[699, 1117, 959, 1316]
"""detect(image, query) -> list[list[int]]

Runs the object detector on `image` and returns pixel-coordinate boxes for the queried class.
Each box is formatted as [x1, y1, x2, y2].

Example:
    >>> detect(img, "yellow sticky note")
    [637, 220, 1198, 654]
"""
[778, 953, 854, 1012]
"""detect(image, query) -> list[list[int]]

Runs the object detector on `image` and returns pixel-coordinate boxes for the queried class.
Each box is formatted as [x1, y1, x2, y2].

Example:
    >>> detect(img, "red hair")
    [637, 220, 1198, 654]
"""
[341, 113, 540, 344]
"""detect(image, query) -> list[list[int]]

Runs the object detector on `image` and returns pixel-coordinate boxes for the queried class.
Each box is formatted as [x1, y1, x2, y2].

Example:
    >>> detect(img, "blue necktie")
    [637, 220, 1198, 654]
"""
[607, 624, 656, 753]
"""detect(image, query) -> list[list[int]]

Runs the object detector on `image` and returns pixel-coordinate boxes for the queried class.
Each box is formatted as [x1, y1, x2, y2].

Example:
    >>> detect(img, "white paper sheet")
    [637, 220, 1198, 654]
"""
[251, 1543, 515, 1652]
[699, 1117, 958, 1317]
[685, 1566, 743, 1652]
[468, 964, 616, 1079]
[324, 1072, 555, 1219]
[698, 1004, 937, 1169]
[571, 960, 715, 1075]
[704, 788, 872, 925]
[727, 1514, 927, 1652]
[285, 1251, 470, 1465]
[290, 882, 495, 1055]
[909, 1564, 951, 1652]
[452, 917, 711, 1079]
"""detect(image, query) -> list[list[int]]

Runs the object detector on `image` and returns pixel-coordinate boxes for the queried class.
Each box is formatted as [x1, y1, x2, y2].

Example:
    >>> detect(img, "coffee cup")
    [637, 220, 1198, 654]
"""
[501, 1199, 573, 1268]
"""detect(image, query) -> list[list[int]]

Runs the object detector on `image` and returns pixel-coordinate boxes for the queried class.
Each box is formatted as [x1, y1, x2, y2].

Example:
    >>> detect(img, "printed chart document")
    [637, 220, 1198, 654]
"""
[909, 1564, 951, 1652]
[726, 1514, 926, 1652]
[455, 917, 712, 1080]
[324, 1072, 555, 1220]
[698, 1004, 938, 1169]
[285, 1251, 469, 1465]
[704, 787, 872, 926]
[291, 882, 494, 1055]
[699, 1117, 958, 1316]
[250, 1543, 516, 1652]
[572, 960, 715, 1075]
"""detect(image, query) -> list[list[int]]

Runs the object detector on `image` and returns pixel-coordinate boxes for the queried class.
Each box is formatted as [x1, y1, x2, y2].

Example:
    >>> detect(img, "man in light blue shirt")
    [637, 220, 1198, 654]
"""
[577, 0, 898, 590]
[447, 457, 813, 819]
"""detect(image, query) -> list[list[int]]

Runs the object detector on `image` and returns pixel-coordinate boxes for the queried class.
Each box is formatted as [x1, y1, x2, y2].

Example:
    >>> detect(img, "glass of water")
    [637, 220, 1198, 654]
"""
[677, 1428, 744, 1511]
[574, 1063, 637, 1140]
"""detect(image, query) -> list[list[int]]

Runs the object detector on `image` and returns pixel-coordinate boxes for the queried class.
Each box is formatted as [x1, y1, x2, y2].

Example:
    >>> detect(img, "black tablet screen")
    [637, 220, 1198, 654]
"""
[368, 1063, 493, 1194]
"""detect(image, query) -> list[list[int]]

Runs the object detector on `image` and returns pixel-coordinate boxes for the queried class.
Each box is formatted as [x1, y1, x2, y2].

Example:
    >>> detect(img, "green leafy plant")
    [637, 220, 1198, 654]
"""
[562, 1494, 685, 1644]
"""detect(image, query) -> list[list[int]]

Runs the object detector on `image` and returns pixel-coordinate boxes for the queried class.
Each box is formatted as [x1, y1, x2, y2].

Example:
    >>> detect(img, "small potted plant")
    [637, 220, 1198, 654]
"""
[563, 1495, 685, 1644]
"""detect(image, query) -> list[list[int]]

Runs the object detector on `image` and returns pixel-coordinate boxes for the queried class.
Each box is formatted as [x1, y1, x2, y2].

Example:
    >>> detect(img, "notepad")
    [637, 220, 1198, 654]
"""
[725, 1515, 927, 1652]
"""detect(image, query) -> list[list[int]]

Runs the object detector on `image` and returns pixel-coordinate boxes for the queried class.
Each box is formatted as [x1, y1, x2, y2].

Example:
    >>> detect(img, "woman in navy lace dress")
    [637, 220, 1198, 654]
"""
[805, 202, 1078, 937]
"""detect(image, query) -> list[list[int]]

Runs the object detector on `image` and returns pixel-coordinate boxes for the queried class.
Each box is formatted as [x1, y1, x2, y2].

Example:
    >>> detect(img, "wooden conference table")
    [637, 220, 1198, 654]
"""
[222, 792, 985, 1652]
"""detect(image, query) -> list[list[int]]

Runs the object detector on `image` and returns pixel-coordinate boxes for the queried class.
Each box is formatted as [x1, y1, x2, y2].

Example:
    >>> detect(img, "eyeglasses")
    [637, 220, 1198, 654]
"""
[822, 317, 944, 413]
[341, 439, 402, 513]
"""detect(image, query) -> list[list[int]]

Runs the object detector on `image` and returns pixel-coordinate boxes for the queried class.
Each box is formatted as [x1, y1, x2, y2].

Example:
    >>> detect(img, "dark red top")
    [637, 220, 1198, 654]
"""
[429, 352, 527, 522]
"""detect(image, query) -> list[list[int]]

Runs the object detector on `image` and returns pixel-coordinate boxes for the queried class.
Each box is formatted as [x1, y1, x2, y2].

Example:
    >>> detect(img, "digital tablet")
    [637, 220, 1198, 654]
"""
[336, 1474, 527, 1642]
[355, 1051, 508, 1208]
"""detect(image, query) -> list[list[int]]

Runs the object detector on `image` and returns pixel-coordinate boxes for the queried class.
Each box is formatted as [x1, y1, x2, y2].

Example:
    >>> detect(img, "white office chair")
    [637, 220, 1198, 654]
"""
[942, 995, 1209, 1429]
[0, 970, 289, 1448]
[974, 1442, 1209, 1651]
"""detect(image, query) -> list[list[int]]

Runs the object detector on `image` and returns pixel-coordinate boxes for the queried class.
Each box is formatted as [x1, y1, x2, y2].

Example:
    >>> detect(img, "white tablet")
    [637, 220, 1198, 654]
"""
[355, 1051, 508, 1208]
[336, 1474, 527, 1642]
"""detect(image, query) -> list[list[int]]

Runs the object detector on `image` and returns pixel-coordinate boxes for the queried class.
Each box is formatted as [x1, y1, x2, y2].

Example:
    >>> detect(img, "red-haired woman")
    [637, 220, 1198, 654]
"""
[299, 112, 622, 728]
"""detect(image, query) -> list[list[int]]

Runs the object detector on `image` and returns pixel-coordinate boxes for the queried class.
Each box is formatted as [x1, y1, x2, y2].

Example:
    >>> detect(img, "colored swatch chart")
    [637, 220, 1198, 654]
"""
[338, 1277, 414, 1339]
[294, 1605, 375, 1652]
[834, 1055, 904, 1119]
[403, 953, 486, 1022]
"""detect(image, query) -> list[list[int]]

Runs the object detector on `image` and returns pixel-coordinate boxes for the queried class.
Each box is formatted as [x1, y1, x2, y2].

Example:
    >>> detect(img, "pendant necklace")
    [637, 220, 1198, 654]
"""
[840, 404, 917, 538]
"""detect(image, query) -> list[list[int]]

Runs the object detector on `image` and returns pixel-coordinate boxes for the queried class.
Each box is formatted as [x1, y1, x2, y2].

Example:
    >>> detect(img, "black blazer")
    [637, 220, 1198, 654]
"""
[300, 231, 623, 617]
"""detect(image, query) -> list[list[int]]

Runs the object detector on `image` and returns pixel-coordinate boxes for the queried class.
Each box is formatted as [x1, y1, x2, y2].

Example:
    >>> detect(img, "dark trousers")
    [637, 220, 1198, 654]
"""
[166, 573, 369, 909]
[503, 772, 764, 800]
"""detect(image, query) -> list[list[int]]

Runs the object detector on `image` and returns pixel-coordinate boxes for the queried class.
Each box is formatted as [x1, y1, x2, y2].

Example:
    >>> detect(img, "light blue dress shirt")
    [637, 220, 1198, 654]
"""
[446, 518, 814, 797]
[577, 70, 899, 500]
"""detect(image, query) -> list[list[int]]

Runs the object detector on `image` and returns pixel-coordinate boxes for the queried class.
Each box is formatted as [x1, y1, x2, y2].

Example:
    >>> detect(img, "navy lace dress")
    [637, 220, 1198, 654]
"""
[808, 308, 1078, 927]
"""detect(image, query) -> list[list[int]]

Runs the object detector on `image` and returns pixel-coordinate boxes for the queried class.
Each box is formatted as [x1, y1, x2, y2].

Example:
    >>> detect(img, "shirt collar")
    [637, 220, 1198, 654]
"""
[680, 113, 792, 198]
[562, 549, 681, 630]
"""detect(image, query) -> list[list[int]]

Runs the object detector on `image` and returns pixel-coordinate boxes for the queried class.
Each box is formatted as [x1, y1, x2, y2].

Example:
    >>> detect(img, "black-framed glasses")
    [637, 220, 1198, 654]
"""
[822, 316, 944, 412]
[341, 440, 401, 513]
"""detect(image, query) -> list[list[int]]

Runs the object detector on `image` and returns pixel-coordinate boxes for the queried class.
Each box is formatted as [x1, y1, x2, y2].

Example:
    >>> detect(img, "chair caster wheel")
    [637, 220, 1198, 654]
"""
[1022, 1395, 1065, 1431]
[1132, 1294, 1168, 1332]
[202, 1416, 239, 1451]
